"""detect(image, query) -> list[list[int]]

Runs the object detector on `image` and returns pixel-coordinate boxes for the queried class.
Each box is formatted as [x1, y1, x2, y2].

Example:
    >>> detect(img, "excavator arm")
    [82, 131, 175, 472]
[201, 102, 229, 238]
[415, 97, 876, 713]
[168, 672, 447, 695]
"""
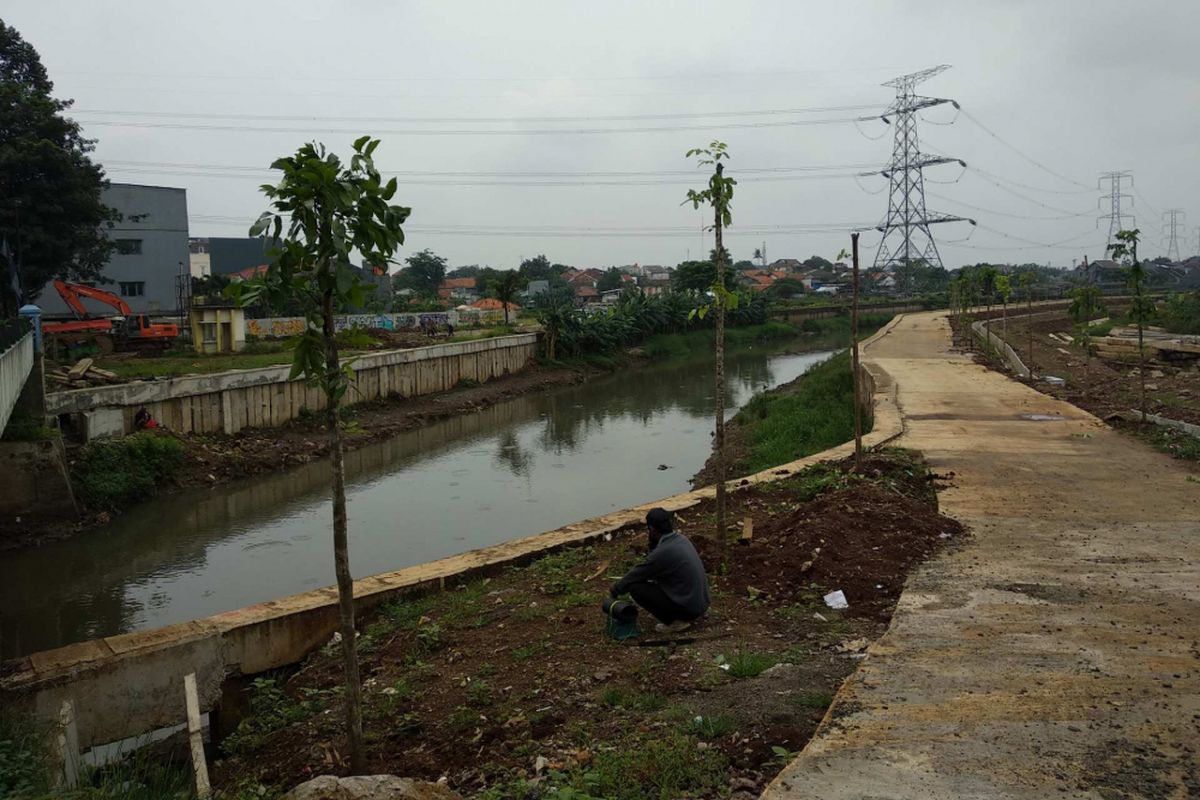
[53, 280, 135, 319]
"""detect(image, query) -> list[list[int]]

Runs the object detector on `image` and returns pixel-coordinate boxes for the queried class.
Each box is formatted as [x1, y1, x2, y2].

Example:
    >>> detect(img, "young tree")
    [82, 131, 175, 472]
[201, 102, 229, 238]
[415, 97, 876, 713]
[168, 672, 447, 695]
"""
[0, 21, 118, 316]
[396, 248, 446, 298]
[596, 267, 625, 293]
[684, 141, 737, 566]
[1018, 270, 1037, 376]
[490, 270, 526, 325]
[995, 273, 1012, 343]
[233, 137, 410, 773]
[1067, 283, 1105, 400]
[1109, 229, 1156, 419]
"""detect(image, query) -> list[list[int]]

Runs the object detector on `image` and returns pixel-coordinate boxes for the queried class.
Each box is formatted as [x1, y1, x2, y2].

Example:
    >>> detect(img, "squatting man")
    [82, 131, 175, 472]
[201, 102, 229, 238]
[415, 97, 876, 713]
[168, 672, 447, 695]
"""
[610, 507, 710, 633]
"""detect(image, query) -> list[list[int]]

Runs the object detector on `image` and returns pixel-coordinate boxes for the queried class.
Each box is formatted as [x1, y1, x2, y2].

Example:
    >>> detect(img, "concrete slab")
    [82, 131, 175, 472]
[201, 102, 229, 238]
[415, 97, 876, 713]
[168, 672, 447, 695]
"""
[765, 311, 1200, 800]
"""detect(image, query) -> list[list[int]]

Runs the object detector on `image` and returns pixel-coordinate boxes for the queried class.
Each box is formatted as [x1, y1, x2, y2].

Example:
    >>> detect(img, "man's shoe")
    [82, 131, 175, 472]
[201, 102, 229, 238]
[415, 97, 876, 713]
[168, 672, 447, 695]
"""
[654, 620, 693, 634]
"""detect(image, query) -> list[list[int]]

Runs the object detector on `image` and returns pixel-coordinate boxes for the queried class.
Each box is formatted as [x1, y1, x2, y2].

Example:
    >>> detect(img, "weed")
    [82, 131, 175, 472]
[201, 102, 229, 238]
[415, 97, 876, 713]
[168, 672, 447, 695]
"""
[511, 644, 539, 661]
[439, 582, 489, 629]
[791, 691, 834, 710]
[467, 680, 494, 708]
[379, 595, 436, 631]
[446, 706, 480, 733]
[599, 688, 667, 713]
[222, 677, 314, 756]
[726, 651, 777, 679]
[782, 644, 813, 663]
[769, 744, 800, 768]
[72, 433, 185, 510]
[0, 714, 55, 797]
[414, 621, 444, 654]
[569, 733, 728, 800]
[688, 713, 736, 738]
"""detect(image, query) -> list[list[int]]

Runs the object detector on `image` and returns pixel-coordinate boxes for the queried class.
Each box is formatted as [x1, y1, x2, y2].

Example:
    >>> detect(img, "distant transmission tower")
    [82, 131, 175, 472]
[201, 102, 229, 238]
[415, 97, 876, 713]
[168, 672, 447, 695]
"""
[1162, 209, 1185, 262]
[1194, 226, 1200, 258]
[1097, 171, 1134, 255]
[868, 65, 973, 271]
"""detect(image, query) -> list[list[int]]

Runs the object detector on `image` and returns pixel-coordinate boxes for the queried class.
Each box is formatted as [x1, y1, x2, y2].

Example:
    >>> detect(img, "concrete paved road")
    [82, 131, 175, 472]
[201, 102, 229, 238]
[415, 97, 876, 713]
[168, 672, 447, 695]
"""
[765, 312, 1200, 799]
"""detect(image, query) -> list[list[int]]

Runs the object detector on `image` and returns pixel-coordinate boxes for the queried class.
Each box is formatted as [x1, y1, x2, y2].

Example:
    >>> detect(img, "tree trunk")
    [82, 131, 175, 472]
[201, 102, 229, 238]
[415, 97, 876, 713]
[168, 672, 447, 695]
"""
[713, 210, 727, 569]
[323, 285, 366, 774]
[1001, 299, 1007, 343]
[1138, 315, 1146, 420]
[1026, 290, 1034, 378]
[850, 233, 862, 471]
[503, 302, 510, 326]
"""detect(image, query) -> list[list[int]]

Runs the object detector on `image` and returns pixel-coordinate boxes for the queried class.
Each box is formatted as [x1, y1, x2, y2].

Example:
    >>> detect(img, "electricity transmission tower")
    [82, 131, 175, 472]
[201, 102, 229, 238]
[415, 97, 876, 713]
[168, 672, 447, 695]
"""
[1097, 171, 1134, 255]
[868, 65, 973, 271]
[1194, 226, 1200, 258]
[1162, 209, 1185, 262]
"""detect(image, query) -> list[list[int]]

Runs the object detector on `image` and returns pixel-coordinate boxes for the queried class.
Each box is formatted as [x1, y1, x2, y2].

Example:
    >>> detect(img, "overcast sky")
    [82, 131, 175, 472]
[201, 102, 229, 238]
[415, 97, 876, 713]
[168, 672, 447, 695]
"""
[7, 1, 1198, 271]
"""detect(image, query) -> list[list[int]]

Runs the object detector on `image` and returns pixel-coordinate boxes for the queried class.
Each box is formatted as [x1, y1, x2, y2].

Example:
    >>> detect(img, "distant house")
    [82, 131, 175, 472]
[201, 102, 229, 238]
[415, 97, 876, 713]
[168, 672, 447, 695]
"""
[439, 277, 480, 302]
[524, 279, 550, 300]
[472, 296, 521, 322]
[769, 258, 803, 273]
[600, 288, 623, 304]
[575, 285, 601, 306]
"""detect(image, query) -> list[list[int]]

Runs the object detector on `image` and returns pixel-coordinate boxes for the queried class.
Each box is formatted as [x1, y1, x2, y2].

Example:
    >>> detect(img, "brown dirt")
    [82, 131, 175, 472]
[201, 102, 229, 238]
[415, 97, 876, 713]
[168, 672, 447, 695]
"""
[950, 311, 1200, 461]
[209, 449, 964, 799]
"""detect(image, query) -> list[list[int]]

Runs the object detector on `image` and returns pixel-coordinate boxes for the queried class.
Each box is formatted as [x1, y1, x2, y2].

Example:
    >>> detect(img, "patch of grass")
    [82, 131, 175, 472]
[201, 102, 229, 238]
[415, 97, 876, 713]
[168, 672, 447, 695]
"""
[446, 706, 481, 734]
[568, 733, 728, 800]
[439, 581, 490, 629]
[726, 651, 777, 679]
[733, 350, 871, 475]
[467, 680, 494, 708]
[0, 714, 55, 797]
[688, 713, 736, 738]
[72, 432, 185, 510]
[378, 595, 436, 631]
[599, 688, 667, 713]
[0, 409, 59, 443]
[791, 691, 834, 710]
[1132, 425, 1200, 462]
[92, 349, 298, 380]
[642, 321, 798, 360]
[222, 677, 316, 756]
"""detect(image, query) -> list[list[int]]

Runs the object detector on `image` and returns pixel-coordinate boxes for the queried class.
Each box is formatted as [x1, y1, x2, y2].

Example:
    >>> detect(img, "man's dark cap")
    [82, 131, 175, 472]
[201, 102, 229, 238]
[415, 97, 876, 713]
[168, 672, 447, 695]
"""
[645, 507, 673, 534]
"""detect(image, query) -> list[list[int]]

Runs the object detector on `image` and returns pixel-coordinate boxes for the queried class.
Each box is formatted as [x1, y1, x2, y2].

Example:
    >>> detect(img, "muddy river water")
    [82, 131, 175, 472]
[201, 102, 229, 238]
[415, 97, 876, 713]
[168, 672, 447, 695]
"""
[0, 345, 834, 658]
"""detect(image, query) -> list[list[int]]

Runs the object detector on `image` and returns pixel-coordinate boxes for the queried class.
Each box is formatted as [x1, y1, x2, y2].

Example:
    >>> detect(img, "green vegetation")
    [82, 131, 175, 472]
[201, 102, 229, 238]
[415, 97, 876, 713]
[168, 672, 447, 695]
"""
[725, 650, 777, 679]
[1, 712, 196, 800]
[92, 348, 299, 380]
[71, 433, 184, 509]
[733, 350, 867, 475]
[0, 408, 58, 442]
[1160, 291, 1200, 335]
[791, 691, 835, 710]
[642, 320, 794, 359]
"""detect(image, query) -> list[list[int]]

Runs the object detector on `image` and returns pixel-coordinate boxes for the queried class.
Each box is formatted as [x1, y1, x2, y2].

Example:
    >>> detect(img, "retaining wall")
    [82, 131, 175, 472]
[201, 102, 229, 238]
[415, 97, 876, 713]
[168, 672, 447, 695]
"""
[771, 301, 934, 325]
[0, 316, 907, 751]
[45, 334, 539, 440]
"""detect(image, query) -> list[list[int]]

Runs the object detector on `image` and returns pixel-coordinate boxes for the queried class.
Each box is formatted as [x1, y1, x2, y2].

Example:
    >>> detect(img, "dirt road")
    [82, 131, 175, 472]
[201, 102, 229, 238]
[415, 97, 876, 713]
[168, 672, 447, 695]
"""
[766, 311, 1200, 799]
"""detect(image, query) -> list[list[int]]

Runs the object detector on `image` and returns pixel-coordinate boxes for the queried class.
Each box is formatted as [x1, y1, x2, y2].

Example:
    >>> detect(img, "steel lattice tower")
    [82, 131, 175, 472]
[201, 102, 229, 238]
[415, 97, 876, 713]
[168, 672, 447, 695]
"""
[1163, 209, 1185, 263]
[1097, 171, 1134, 254]
[869, 65, 973, 270]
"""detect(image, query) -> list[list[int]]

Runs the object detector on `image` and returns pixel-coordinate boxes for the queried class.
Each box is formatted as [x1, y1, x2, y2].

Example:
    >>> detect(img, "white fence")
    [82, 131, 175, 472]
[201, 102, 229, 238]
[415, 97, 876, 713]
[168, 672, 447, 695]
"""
[0, 330, 34, 435]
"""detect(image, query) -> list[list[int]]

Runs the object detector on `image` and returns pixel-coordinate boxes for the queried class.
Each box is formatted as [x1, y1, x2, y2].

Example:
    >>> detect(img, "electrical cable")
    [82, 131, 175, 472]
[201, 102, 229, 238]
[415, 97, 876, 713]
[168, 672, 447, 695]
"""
[81, 114, 873, 137]
[927, 192, 1093, 221]
[965, 168, 1097, 216]
[73, 104, 884, 124]
[958, 108, 1094, 190]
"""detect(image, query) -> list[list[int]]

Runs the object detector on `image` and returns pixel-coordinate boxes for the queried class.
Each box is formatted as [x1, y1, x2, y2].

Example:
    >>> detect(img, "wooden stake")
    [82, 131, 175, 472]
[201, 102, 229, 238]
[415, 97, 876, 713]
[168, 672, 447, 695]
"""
[850, 233, 863, 471]
[184, 672, 212, 799]
[56, 699, 80, 789]
[739, 516, 753, 544]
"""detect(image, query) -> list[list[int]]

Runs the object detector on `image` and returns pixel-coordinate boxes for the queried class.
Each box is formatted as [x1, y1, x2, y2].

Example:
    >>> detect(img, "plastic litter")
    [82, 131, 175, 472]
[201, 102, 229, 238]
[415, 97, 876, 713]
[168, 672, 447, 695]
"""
[823, 589, 849, 610]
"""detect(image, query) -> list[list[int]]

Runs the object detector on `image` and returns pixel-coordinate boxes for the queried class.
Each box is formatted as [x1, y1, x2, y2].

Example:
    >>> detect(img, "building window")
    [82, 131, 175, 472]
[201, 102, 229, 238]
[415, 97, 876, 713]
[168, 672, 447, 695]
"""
[201, 322, 217, 343]
[119, 281, 145, 297]
[115, 239, 143, 255]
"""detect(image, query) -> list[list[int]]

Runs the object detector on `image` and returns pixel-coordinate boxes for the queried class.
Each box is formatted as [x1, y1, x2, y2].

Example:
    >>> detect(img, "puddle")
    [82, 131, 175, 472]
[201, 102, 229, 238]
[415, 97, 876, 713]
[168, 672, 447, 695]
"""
[1020, 414, 1065, 422]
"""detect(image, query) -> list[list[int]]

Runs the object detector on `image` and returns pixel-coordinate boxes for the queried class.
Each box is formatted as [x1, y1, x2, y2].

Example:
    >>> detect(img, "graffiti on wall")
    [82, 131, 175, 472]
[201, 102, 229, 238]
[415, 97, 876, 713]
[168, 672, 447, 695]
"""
[247, 312, 460, 339]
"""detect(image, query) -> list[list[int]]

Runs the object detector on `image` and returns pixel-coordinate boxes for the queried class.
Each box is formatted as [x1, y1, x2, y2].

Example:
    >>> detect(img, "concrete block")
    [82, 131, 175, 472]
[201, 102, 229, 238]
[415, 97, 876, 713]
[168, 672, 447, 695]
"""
[83, 408, 125, 439]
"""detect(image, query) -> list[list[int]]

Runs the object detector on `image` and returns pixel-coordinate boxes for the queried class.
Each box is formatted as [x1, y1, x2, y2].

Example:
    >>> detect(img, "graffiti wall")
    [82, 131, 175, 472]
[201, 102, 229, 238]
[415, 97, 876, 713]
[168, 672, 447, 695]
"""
[246, 311, 461, 339]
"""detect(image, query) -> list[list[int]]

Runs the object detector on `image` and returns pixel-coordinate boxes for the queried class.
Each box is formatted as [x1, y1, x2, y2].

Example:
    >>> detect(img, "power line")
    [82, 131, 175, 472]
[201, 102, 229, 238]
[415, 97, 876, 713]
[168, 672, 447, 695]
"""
[967, 168, 1099, 215]
[73, 104, 883, 124]
[80, 115, 874, 137]
[958, 108, 1094, 190]
[926, 192, 1092, 221]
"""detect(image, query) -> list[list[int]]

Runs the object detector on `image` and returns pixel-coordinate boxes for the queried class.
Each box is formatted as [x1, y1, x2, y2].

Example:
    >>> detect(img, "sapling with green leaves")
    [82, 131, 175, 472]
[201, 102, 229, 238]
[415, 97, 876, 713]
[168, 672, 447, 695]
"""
[995, 273, 1012, 343]
[1018, 270, 1037, 377]
[684, 140, 737, 566]
[1108, 228, 1156, 419]
[229, 136, 410, 773]
[1067, 283, 1105, 400]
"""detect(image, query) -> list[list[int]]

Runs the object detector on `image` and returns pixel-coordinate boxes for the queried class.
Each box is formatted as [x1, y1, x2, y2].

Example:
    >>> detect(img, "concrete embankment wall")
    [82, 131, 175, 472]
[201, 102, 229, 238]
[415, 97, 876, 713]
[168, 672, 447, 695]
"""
[0, 318, 906, 752]
[46, 334, 539, 440]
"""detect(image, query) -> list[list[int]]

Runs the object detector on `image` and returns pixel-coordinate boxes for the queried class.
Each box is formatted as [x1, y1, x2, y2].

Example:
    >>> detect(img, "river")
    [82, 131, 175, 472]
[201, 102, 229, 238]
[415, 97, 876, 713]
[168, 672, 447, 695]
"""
[0, 344, 834, 658]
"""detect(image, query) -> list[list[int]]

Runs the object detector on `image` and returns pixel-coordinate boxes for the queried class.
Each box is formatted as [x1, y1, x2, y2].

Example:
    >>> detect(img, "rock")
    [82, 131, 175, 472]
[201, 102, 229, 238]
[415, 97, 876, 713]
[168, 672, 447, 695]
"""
[282, 775, 463, 800]
[1150, 369, 1164, 379]
[836, 637, 870, 654]
[1144, 383, 1158, 391]
[730, 777, 759, 793]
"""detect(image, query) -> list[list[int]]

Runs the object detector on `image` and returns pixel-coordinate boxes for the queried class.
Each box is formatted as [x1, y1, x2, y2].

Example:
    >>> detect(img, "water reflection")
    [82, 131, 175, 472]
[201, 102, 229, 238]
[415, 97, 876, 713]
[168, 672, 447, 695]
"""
[0, 346, 833, 657]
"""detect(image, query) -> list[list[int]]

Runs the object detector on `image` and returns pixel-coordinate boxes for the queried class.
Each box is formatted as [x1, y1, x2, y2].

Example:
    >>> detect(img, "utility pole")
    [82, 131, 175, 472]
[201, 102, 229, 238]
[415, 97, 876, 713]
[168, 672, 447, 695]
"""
[1098, 171, 1134, 254]
[1163, 209, 1185, 263]
[867, 65, 974, 271]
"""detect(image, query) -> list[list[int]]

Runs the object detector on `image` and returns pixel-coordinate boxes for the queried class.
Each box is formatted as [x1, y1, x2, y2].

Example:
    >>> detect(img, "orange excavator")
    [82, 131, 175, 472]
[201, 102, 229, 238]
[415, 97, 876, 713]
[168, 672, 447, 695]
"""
[42, 280, 179, 357]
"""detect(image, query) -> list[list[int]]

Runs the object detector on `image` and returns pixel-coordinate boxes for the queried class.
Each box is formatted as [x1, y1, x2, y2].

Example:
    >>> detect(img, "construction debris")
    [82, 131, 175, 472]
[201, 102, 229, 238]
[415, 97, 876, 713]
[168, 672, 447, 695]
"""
[47, 359, 122, 388]
[1092, 326, 1200, 364]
